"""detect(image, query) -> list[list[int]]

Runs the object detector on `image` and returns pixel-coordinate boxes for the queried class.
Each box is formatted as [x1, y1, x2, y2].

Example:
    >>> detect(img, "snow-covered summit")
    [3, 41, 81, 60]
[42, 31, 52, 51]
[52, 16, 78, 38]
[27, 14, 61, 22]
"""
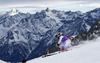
[9, 8, 19, 16]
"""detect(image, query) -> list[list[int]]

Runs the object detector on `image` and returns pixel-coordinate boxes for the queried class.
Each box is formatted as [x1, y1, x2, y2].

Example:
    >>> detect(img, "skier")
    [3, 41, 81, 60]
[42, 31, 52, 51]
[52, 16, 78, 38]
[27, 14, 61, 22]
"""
[55, 33, 71, 51]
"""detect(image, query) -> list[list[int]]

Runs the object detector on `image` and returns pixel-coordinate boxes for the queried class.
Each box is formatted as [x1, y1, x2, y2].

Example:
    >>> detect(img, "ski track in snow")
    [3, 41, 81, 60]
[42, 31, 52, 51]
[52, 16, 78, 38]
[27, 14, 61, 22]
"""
[27, 37, 100, 63]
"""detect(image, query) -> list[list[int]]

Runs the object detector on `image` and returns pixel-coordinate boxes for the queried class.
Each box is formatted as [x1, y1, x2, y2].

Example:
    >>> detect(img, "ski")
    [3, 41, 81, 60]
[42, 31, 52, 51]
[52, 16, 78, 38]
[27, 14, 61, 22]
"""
[42, 51, 61, 58]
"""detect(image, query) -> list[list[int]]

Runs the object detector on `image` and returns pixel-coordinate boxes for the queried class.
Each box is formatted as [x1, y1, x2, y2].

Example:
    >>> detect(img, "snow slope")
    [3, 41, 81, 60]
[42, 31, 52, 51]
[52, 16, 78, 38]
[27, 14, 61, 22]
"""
[0, 60, 6, 63]
[27, 37, 100, 63]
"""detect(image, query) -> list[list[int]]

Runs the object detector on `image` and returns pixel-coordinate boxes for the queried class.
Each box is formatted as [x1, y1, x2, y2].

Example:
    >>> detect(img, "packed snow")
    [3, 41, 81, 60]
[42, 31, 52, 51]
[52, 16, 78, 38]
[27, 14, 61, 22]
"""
[27, 37, 100, 63]
[0, 60, 6, 63]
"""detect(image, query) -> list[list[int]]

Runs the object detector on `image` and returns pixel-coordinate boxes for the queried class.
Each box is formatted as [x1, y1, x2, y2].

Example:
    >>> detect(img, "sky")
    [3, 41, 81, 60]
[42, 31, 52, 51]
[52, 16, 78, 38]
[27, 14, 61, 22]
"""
[0, 0, 100, 13]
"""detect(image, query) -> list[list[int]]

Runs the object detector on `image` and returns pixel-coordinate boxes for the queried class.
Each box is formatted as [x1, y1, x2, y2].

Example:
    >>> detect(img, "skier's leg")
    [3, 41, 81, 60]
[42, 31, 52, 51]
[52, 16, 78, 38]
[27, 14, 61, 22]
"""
[59, 43, 64, 51]
[64, 39, 71, 50]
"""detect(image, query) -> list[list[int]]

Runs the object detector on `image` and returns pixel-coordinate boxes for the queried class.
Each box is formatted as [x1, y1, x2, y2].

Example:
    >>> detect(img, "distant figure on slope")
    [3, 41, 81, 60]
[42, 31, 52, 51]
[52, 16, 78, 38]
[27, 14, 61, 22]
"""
[55, 33, 71, 51]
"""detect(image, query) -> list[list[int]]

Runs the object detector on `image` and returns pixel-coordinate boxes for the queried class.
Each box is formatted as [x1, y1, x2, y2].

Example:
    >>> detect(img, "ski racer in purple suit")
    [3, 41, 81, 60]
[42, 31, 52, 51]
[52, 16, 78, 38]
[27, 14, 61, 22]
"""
[55, 33, 71, 51]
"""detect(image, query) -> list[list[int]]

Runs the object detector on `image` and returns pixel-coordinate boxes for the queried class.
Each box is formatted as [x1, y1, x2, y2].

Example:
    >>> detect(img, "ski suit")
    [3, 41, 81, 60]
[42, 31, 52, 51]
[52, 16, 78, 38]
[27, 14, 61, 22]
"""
[58, 36, 71, 50]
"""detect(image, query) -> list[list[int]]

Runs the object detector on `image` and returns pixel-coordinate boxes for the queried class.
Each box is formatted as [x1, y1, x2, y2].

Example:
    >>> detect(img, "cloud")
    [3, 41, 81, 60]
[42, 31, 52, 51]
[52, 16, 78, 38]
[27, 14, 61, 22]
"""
[0, 0, 100, 9]
[0, 0, 100, 13]
[0, 0, 100, 6]
[79, 3, 100, 7]
[0, 0, 85, 9]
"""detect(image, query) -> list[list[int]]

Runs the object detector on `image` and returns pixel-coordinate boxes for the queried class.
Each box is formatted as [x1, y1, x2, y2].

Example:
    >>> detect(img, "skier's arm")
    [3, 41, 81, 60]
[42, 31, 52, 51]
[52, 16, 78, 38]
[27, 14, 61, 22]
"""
[58, 40, 61, 45]
[58, 36, 63, 44]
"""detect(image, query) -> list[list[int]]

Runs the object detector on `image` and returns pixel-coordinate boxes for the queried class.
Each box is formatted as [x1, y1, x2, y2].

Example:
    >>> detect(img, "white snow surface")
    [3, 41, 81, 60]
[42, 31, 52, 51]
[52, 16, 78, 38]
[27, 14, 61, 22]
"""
[27, 37, 100, 63]
[0, 60, 6, 63]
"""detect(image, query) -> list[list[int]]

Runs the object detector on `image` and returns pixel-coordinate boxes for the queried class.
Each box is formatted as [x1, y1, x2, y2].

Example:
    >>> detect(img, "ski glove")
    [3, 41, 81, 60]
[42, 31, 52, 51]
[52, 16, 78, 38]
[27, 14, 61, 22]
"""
[56, 44, 60, 46]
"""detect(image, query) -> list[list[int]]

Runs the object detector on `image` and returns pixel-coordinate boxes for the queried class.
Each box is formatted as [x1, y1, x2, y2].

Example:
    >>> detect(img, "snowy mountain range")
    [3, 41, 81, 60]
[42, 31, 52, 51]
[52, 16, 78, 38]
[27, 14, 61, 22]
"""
[0, 8, 100, 62]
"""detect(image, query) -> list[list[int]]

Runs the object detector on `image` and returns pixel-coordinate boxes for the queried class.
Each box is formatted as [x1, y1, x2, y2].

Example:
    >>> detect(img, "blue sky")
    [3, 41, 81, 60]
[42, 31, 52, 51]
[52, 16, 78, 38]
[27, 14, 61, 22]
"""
[0, 0, 100, 13]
